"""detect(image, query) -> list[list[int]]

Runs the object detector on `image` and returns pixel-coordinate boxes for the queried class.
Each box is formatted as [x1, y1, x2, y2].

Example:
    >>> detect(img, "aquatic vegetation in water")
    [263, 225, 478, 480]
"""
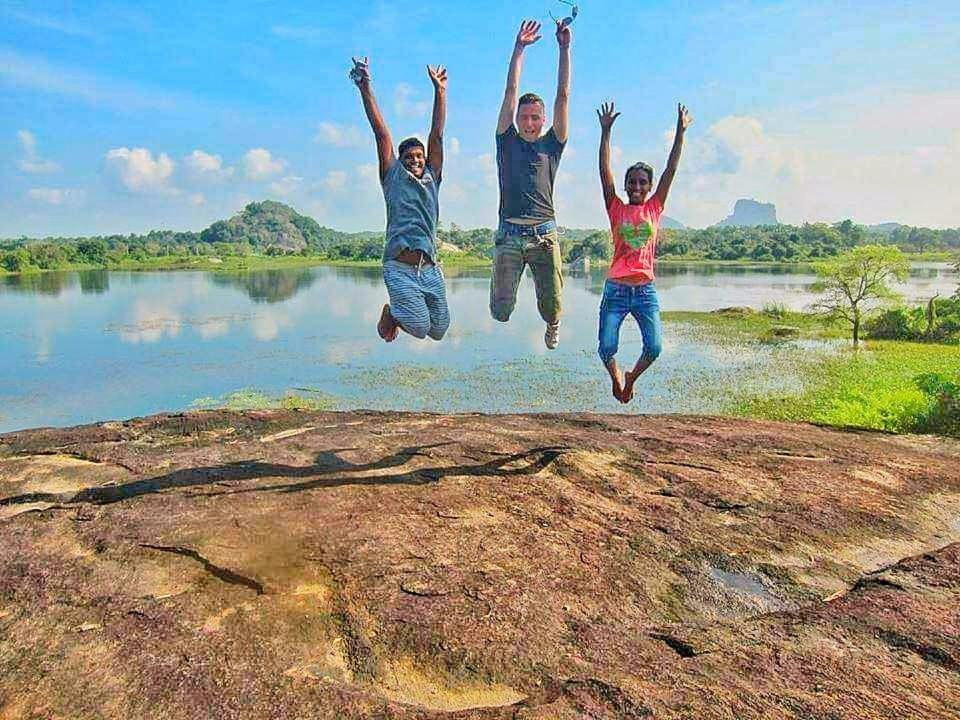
[191, 387, 337, 412]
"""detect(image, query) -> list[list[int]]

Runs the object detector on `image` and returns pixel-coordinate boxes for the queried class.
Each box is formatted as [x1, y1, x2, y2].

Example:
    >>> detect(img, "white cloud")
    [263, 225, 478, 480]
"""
[27, 187, 83, 205]
[105, 147, 177, 194]
[395, 83, 430, 119]
[189, 193, 206, 206]
[17, 129, 60, 173]
[243, 148, 286, 180]
[475, 153, 497, 187]
[315, 121, 365, 148]
[652, 114, 809, 226]
[184, 150, 233, 181]
[449, 137, 461, 155]
[18, 159, 59, 173]
[18, 129, 37, 155]
[357, 163, 379, 181]
[321, 170, 348, 192]
[443, 181, 467, 202]
[268, 175, 303, 196]
[659, 91, 960, 228]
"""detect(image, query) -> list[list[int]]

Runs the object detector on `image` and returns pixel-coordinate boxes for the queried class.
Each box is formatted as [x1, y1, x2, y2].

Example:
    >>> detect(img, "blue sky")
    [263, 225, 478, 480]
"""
[2, 0, 959, 236]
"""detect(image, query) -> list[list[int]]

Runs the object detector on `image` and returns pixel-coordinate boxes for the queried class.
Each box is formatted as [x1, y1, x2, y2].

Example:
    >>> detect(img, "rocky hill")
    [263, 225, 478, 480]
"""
[2, 410, 959, 718]
[197, 201, 384, 253]
[715, 199, 779, 227]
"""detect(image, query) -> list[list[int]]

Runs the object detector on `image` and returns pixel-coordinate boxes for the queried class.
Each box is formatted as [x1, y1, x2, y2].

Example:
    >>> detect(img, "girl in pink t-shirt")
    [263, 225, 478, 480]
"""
[597, 101, 693, 403]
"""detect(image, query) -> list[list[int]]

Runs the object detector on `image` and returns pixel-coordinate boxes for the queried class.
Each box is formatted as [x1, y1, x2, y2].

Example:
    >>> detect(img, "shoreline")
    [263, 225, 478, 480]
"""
[0, 252, 952, 278]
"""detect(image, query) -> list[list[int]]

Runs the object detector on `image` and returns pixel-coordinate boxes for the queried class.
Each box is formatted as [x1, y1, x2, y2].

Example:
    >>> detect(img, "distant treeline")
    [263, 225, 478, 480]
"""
[3, 202, 958, 273]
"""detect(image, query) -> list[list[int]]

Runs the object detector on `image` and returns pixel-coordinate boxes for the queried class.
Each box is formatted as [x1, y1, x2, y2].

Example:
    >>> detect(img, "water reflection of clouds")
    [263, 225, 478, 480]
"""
[119, 301, 183, 344]
[250, 309, 286, 341]
[197, 317, 231, 340]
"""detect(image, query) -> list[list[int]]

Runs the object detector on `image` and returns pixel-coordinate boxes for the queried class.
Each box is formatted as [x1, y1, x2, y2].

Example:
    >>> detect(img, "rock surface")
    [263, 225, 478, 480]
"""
[1, 410, 959, 719]
[715, 199, 779, 227]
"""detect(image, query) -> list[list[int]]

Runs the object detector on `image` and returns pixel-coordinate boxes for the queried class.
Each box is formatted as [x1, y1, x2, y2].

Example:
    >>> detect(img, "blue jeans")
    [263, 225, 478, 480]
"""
[598, 279, 663, 364]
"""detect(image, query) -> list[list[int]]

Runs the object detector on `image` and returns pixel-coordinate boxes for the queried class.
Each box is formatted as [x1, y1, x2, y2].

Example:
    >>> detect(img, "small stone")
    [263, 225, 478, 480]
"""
[771, 325, 801, 338]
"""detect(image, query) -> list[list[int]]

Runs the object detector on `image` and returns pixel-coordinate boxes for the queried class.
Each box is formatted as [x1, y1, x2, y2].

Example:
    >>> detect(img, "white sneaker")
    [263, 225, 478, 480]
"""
[545, 321, 560, 349]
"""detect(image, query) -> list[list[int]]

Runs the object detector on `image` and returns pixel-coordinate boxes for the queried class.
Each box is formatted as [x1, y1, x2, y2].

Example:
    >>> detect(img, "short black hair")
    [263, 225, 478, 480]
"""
[398, 137, 425, 158]
[625, 162, 654, 186]
[518, 93, 545, 111]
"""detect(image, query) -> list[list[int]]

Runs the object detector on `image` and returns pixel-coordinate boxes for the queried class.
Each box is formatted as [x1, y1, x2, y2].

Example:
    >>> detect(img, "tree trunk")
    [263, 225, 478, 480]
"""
[852, 308, 860, 347]
[925, 294, 940, 338]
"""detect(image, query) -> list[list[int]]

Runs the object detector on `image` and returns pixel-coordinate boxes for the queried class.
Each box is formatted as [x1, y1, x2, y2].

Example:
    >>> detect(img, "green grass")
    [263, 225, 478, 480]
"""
[661, 310, 960, 437]
[735, 340, 960, 434]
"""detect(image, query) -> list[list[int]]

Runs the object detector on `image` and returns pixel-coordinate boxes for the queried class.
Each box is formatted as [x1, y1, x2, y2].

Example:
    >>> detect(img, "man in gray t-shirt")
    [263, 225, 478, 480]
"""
[353, 57, 450, 343]
[491, 19, 572, 350]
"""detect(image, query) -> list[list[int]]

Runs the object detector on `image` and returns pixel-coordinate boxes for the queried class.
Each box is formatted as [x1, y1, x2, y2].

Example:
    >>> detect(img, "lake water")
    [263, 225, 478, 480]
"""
[0, 262, 954, 432]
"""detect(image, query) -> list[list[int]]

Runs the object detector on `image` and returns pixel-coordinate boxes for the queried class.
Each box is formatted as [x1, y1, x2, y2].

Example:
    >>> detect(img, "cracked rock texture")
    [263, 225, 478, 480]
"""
[1, 410, 959, 719]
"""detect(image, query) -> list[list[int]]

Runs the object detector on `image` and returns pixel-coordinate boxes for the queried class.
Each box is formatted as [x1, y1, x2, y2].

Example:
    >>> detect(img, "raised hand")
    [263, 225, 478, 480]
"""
[350, 56, 370, 87]
[597, 101, 621, 131]
[515, 20, 542, 49]
[427, 64, 448, 92]
[555, 18, 572, 48]
[677, 103, 694, 132]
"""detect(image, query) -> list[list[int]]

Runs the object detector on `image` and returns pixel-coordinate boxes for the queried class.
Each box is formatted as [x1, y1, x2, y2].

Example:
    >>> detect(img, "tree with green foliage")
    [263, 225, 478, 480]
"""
[953, 255, 960, 299]
[1, 248, 36, 273]
[811, 245, 909, 346]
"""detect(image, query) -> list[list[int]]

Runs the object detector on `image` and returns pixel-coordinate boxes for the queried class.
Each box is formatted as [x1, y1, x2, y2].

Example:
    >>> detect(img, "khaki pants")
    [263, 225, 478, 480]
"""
[489, 228, 563, 324]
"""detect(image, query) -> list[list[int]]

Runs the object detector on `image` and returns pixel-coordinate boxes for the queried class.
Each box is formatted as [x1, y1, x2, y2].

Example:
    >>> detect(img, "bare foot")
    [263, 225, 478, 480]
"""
[621, 369, 639, 403]
[611, 367, 624, 402]
[377, 304, 399, 342]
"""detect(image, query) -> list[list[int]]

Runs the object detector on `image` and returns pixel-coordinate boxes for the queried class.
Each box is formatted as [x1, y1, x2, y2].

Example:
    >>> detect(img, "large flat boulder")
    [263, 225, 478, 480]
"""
[1, 411, 959, 719]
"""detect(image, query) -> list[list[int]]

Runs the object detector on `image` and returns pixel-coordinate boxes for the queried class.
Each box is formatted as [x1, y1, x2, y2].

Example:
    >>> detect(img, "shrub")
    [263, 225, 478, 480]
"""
[865, 306, 922, 340]
[910, 372, 960, 436]
[761, 301, 788, 319]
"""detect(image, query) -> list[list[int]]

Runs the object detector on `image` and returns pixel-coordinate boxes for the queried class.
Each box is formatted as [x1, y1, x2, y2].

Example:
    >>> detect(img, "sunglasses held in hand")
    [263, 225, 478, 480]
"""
[550, 0, 579, 27]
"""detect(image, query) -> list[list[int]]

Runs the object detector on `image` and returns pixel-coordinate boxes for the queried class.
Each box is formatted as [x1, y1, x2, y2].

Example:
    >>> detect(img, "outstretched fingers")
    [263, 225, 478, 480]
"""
[517, 19, 542, 45]
[597, 101, 621, 127]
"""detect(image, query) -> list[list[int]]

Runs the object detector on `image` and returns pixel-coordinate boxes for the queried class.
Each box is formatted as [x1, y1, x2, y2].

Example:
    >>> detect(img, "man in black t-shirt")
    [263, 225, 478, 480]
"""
[491, 19, 571, 349]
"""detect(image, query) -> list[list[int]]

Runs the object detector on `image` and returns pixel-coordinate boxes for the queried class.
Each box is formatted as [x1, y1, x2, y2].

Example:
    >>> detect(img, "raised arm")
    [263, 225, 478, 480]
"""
[552, 21, 572, 143]
[498, 21, 541, 135]
[597, 102, 621, 208]
[653, 103, 693, 207]
[352, 57, 395, 182]
[426, 65, 447, 180]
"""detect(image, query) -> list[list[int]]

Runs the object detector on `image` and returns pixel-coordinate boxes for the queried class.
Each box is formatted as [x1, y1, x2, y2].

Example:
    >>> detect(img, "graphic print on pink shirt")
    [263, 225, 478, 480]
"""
[606, 195, 663, 283]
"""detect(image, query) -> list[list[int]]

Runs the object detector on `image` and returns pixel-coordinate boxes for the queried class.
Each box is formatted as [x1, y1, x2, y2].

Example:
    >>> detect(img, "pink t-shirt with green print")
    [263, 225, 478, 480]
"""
[606, 195, 663, 283]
